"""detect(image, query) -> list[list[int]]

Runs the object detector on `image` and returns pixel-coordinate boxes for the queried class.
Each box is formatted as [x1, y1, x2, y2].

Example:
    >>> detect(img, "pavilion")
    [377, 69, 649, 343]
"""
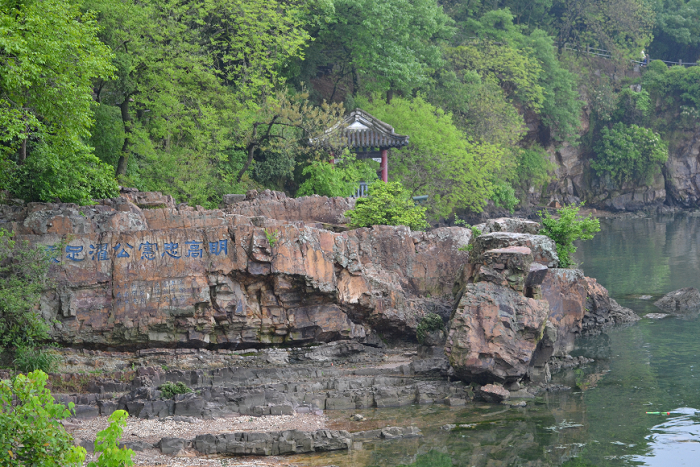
[309, 108, 409, 183]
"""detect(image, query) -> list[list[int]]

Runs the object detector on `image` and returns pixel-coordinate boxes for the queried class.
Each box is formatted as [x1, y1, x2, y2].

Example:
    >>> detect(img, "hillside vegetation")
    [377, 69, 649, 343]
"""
[1, 0, 698, 218]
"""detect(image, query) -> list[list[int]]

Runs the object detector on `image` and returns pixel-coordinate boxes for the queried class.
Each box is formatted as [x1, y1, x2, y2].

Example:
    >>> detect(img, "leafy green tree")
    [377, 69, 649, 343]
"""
[430, 70, 526, 149]
[0, 229, 55, 368]
[0, 0, 118, 203]
[345, 181, 429, 230]
[514, 146, 553, 190]
[539, 204, 600, 268]
[357, 95, 503, 217]
[612, 88, 652, 125]
[0, 370, 87, 466]
[445, 40, 545, 113]
[297, 151, 378, 197]
[592, 123, 668, 186]
[298, 0, 454, 99]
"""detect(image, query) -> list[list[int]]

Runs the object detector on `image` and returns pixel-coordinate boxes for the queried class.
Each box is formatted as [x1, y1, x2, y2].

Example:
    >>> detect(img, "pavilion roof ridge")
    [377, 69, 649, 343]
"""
[310, 108, 409, 149]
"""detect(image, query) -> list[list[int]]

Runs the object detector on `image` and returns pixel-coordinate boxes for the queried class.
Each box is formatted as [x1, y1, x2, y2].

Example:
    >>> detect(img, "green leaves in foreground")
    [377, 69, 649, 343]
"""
[539, 204, 600, 268]
[0, 370, 87, 466]
[88, 410, 134, 467]
[345, 181, 429, 231]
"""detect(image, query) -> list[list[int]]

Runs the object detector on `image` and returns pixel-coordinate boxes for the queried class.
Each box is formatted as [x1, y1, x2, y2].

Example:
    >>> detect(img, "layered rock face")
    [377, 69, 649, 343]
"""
[222, 189, 355, 225]
[446, 230, 636, 384]
[0, 192, 469, 349]
[543, 125, 700, 211]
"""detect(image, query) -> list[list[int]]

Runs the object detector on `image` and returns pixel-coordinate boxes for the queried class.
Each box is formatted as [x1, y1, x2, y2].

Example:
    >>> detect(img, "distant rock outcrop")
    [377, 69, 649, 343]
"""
[654, 287, 700, 312]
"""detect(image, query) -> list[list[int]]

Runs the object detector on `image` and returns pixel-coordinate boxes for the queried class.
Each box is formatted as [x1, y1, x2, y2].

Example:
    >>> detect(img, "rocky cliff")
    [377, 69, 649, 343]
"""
[0, 191, 469, 349]
[543, 119, 700, 212]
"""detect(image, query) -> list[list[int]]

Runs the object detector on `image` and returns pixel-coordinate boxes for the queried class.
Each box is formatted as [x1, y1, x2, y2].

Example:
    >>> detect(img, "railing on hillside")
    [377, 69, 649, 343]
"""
[464, 36, 699, 67]
[353, 182, 369, 198]
[559, 42, 698, 67]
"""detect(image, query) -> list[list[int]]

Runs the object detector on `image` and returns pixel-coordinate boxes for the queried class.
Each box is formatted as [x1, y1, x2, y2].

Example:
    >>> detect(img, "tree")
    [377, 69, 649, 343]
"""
[539, 204, 600, 268]
[592, 123, 668, 186]
[235, 90, 346, 185]
[357, 95, 503, 217]
[298, 0, 454, 99]
[345, 181, 429, 230]
[0, 0, 118, 203]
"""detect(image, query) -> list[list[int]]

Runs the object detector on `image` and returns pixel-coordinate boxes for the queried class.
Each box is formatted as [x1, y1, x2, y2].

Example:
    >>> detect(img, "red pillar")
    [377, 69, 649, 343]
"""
[380, 148, 388, 182]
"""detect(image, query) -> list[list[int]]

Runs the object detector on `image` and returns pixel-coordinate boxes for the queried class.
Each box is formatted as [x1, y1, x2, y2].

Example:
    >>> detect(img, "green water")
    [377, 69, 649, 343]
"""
[295, 212, 700, 466]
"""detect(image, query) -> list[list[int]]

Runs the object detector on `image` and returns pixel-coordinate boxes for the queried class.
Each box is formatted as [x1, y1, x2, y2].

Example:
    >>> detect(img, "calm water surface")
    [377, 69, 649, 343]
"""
[295, 212, 700, 466]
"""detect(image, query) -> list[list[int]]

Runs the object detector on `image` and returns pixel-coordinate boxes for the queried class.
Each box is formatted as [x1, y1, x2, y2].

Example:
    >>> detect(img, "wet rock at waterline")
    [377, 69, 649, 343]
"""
[654, 287, 700, 312]
[445, 281, 550, 383]
[477, 384, 511, 403]
[447, 232, 635, 384]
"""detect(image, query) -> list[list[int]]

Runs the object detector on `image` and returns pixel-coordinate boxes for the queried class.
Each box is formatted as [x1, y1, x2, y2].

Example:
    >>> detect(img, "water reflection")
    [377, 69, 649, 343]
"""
[630, 408, 700, 466]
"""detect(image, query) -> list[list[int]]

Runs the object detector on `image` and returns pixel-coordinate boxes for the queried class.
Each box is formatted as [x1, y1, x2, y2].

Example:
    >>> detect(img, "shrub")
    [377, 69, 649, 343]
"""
[0, 228, 54, 363]
[0, 370, 87, 466]
[88, 410, 134, 467]
[416, 313, 445, 345]
[344, 181, 429, 230]
[592, 123, 668, 187]
[514, 146, 553, 189]
[296, 151, 378, 198]
[539, 204, 600, 268]
[490, 181, 519, 213]
[13, 345, 60, 373]
[160, 381, 193, 398]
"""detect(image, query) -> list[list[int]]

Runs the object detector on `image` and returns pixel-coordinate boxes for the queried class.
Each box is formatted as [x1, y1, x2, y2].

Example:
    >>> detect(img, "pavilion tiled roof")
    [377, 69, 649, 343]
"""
[310, 108, 409, 149]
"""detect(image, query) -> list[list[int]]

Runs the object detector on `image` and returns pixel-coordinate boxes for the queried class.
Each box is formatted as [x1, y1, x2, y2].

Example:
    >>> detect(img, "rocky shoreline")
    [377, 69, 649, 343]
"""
[0, 189, 643, 464]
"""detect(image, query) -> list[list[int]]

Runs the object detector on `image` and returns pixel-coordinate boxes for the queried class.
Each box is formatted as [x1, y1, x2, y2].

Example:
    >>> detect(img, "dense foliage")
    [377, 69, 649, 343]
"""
[297, 151, 377, 198]
[593, 123, 668, 186]
[539, 205, 601, 268]
[0, 229, 57, 371]
[0, 0, 697, 217]
[357, 95, 502, 218]
[345, 182, 428, 230]
[88, 410, 134, 467]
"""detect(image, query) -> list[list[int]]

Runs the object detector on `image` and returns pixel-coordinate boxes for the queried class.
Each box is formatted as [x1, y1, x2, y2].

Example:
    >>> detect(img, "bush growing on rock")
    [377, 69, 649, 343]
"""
[160, 381, 194, 398]
[416, 313, 445, 345]
[539, 204, 600, 268]
[345, 181, 429, 230]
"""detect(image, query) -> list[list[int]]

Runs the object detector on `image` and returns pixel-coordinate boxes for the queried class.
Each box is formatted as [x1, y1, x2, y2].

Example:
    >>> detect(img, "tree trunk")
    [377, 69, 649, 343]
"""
[19, 137, 27, 164]
[116, 98, 132, 177]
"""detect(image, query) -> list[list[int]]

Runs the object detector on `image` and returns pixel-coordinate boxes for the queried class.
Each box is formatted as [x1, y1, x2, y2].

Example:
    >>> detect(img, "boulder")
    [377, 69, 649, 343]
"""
[581, 277, 639, 333]
[481, 218, 541, 235]
[470, 232, 559, 268]
[540, 269, 587, 356]
[445, 282, 549, 384]
[477, 384, 511, 403]
[475, 246, 534, 292]
[654, 287, 700, 312]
